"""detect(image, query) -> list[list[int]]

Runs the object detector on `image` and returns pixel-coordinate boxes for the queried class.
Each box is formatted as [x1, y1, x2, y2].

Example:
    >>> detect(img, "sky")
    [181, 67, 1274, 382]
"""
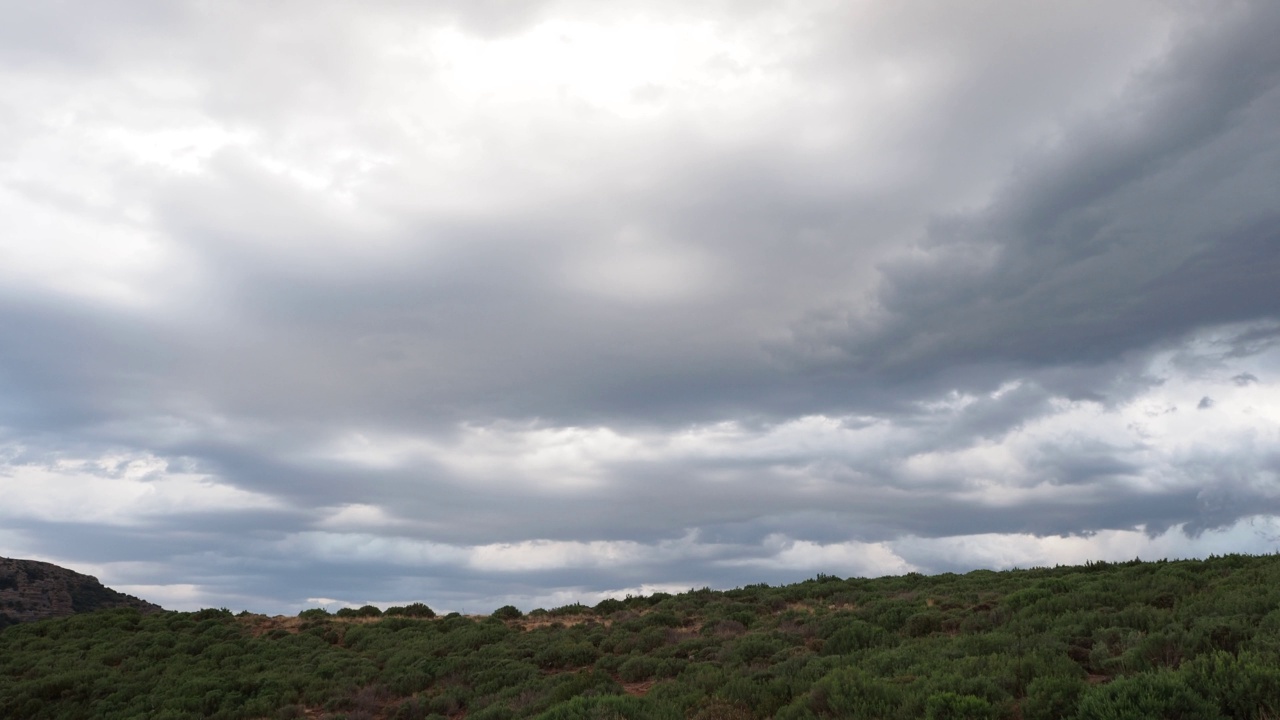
[1, 0, 1279, 615]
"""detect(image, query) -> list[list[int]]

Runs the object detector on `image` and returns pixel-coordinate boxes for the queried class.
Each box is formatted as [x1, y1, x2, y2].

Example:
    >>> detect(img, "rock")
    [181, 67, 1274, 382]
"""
[0, 556, 163, 629]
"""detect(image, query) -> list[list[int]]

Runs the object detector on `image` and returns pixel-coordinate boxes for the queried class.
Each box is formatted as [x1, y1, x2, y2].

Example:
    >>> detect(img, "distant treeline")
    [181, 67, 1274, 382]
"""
[4, 554, 1280, 719]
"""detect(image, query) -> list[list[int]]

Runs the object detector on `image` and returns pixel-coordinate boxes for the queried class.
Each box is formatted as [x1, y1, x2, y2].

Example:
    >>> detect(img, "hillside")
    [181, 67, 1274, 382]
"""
[0, 557, 163, 630]
[3, 554, 1280, 719]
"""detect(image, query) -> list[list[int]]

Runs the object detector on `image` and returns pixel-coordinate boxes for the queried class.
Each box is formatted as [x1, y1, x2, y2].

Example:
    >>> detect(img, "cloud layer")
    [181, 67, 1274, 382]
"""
[2, 0, 1278, 613]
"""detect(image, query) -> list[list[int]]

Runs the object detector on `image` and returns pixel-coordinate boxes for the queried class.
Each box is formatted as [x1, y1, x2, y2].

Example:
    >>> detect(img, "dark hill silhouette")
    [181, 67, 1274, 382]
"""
[0, 556, 163, 629]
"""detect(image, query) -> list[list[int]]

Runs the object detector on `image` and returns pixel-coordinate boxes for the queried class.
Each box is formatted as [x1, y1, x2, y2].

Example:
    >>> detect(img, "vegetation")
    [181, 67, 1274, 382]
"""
[4, 554, 1280, 719]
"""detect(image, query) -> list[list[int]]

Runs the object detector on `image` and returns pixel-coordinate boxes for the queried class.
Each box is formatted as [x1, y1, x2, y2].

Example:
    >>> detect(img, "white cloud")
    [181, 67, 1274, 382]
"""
[314, 503, 412, 531]
[273, 532, 468, 567]
[469, 539, 651, 572]
[112, 583, 206, 609]
[0, 450, 282, 526]
[723, 534, 918, 577]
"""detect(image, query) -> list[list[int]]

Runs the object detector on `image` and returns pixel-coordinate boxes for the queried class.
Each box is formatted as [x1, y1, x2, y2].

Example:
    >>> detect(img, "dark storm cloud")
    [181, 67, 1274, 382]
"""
[1026, 440, 1146, 487]
[786, 48, 1280, 391]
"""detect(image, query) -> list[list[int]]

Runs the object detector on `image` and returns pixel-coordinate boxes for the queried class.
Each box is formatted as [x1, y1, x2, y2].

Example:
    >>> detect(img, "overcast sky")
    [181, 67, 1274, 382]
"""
[2, 0, 1279, 615]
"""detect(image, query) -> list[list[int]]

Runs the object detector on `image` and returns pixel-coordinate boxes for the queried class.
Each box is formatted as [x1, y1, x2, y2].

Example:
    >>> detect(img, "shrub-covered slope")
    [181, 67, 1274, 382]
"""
[4, 554, 1280, 719]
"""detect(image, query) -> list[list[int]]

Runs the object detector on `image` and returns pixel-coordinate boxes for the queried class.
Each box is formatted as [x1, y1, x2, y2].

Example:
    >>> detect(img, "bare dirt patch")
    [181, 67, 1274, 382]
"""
[621, 679, 656, 697]
[239, 614, 305, 637]
[516, 615, 612, 631]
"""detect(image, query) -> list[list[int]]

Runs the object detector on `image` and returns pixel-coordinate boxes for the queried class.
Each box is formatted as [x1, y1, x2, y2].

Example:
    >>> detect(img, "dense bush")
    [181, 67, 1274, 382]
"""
[493, 605, 524, 620]
[785, 666, 903, 719]
[1022, 674, 1086, 720]
[5, 554, 1280, 719]
[923, 692, 996, 720]
[384, 602, 436, 618]
[1075, 670, 1222, 719]
[1181, 650, 1280, 719]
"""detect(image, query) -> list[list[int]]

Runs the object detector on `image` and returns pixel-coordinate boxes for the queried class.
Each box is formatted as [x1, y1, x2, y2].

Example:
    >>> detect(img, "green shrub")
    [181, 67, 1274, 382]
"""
[1075, 670, 1222, 720]
[644, 611, 682, 628]
[595, 598, 627, 615]
[547, 670, 623, 705]
[549, 603, 591, 617]
[1023, 675, 1086, 720]
[192, 607, 234, 621]
[727, 635, 785, 666]
[619, 656, 659, 682]
[535, 694, 678, 720]
[903, 611, 944, 638]
[492, 605, 523, 620]
[822, 620, 888, 654]
[398, 602, 436, 618]
[1181, 650, 1280, 719]
[535, 641, 600, 670]
[924, 692, 997, 720]
[799, 667, 902, 719]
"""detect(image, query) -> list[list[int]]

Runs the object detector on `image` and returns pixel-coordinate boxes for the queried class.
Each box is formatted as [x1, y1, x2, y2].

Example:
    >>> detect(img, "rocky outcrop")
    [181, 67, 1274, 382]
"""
[0, 557, 163, 629]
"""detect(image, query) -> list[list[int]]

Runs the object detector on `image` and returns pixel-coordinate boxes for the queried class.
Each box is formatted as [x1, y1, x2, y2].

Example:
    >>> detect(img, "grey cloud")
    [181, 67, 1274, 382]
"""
[1181, 446, 1280, 535]
[0, 0, 188, 68]
[1225, 325, 1280, 358]
[2, 0, 1279, 613]
[0, 291, 179, 435]
[782, 4, 1280, 388]
[1027, 440, 1146, 487]
[5, 519, 240, 566]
